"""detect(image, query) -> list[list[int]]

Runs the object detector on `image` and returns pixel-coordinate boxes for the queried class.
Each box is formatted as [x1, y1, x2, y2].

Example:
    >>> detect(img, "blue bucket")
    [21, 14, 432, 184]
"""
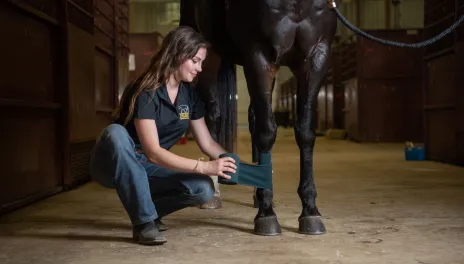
[404, 146, 425, 161]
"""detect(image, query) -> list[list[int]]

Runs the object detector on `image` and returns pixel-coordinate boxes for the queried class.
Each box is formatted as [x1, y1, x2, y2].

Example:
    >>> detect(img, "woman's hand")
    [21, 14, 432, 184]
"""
[197, 157, 237, 179]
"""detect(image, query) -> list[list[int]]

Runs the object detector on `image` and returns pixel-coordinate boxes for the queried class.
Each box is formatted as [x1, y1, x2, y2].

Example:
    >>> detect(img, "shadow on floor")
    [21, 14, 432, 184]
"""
[221, 198, 255, 208]
[2, 232, 134, 243]
[0, 215, 131, 233]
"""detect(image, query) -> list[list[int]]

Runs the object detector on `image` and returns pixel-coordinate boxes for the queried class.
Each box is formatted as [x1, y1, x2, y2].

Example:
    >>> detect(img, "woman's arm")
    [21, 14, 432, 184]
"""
[189, 117, 227, 159]
[135, 118, 235, 177]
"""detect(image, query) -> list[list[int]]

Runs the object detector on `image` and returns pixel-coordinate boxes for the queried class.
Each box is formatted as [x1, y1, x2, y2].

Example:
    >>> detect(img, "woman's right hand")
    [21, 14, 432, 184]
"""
[198, 157, 237, 179]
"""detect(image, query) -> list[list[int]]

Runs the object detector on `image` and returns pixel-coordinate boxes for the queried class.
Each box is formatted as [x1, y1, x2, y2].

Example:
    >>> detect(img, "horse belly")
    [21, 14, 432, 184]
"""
[194, 0, 238, 60]
[226, 1, 299, 64]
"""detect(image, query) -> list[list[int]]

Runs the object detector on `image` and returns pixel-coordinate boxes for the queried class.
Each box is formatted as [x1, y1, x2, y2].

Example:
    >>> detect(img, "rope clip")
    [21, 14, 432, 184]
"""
[327, 0, 337, 9]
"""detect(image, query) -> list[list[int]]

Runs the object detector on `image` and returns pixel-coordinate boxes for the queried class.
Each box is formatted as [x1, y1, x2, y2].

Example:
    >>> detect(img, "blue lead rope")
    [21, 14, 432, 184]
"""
[328, 0, 464, 48]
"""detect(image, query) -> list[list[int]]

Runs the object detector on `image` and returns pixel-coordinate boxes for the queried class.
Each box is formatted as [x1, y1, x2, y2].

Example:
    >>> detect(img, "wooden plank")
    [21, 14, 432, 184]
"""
[58, 0, 71, 188]
[424, 54, 459, 164]
[0, 99, 61, 109]
[2, 0, 59, 26]
[0, 6, 60, 102]
[0, 109, 62, 209]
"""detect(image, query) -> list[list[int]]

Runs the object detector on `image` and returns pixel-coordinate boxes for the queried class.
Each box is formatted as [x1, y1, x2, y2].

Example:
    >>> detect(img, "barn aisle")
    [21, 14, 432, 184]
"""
[0, 128, 463, 264]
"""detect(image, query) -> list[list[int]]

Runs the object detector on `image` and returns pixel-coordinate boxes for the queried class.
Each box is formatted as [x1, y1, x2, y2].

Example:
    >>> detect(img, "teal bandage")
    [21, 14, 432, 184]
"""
[218, 152, 273, 189]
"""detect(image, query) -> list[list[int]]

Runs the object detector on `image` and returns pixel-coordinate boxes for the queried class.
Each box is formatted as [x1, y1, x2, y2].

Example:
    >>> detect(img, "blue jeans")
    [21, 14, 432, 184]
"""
[89, 124, 214, 226]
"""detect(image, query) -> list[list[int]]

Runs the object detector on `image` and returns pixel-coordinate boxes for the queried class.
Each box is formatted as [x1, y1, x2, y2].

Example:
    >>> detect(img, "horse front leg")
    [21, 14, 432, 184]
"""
[196, 51, 223, 210]
[250, 100, 276, 209]
[243, 50, 280, 236]
[290, 42, 331, 235]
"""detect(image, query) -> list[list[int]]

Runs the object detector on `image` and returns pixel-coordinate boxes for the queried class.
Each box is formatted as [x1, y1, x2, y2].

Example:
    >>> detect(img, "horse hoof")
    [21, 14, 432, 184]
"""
[298, 216, 326, 235]
[253, 216, 281, 236]
[198, 196, 222, 209]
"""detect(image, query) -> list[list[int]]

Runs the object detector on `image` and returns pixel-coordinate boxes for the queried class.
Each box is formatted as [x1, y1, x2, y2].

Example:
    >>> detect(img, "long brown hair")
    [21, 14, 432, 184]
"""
[115, 26, 209, 125]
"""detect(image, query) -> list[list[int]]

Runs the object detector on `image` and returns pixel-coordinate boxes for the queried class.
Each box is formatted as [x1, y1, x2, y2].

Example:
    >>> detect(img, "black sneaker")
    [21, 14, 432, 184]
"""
[132, 221, 167, 245]
[155, 219, 169, 231]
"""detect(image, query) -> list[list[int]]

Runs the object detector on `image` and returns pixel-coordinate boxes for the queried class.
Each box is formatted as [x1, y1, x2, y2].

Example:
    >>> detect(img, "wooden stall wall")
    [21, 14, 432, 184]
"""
[275, 77, 297, 128]
[340, 36, 360, 140]
[67, 0, 97, 187]
[339, 30, 424, 143]
[0, 0, 129, 214]
[423, 0, 464, 166]
[94, 0, 130, 137]
[0, 1, 64, 213]
[318, 47, 344, 131]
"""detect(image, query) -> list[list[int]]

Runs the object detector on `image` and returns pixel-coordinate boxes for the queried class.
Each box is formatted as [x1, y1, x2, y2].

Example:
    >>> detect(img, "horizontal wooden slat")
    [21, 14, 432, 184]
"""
[96, 44, 114, 57]
[95, 23, 113, 39]
[5, 1, 59, 26]
[96, 107, 115, 113]
[423, 13, 455, 30]
[95, 5, 113, 23]
[423, 47, 455, 61]
[69, 0, 93, 18]
[0, 98, 61, 109]
[424, 104, 457, 110]
[69, 0, 93, 14]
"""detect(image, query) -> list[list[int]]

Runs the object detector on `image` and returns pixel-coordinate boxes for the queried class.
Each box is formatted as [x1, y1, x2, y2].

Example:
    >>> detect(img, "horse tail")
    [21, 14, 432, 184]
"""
[179, 0, 198, 30]
[217, 59, 237, 153]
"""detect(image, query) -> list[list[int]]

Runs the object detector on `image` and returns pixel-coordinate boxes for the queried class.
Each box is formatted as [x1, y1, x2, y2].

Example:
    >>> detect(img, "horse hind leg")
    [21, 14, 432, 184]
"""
[290, 41, 331, 235]
[243, 49, 280, 236]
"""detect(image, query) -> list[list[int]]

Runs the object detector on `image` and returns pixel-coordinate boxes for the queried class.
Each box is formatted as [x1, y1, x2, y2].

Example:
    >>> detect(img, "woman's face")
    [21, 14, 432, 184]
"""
[177, 47, 207, 82]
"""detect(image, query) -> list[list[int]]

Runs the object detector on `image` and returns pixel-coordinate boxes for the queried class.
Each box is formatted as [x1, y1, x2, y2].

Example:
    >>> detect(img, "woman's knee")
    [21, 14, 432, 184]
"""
[98, 124, 133, 150]
[90, 124, 136, 188]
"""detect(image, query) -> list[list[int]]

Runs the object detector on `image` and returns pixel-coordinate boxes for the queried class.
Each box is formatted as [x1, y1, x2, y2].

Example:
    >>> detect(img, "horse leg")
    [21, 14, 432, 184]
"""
[243, 50, 280, 235]
[250, 96, 276, 209]
[248, 103, 260, 208]
[290, 41, 331, 235]
[196, 50, 223, 210]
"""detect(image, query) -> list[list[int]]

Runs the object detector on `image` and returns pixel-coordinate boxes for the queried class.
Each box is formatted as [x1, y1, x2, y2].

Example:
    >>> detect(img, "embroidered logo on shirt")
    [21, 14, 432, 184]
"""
[178, 105, 190, 120]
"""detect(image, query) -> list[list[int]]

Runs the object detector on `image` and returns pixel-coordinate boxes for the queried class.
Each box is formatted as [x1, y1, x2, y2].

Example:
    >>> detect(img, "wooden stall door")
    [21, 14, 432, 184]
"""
[0, 1, 63, 213]
[425, 54, 459, 164]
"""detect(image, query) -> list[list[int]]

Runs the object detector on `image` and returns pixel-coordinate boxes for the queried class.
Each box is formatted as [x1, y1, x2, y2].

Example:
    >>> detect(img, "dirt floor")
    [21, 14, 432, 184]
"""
[1, 128, 463, 264]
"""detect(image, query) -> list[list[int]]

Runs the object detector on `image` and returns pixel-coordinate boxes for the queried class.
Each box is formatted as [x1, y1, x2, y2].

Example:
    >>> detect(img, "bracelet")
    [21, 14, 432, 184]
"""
[193, 157, 204, 173]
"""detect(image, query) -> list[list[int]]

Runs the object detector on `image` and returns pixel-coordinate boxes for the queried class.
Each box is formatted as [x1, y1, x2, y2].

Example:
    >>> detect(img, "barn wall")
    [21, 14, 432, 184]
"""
[422, 0, 464, 166]
[0, 0, 129, 214]
[337, 29, 424, 143]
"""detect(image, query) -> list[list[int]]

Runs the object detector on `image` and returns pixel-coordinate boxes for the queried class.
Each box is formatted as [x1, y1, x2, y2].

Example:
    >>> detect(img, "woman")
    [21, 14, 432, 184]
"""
[89, 26, 237, 246]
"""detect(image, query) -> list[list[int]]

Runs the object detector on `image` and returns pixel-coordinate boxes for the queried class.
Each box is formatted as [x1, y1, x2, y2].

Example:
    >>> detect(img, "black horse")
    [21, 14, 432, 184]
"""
[180, 0, 338, 235]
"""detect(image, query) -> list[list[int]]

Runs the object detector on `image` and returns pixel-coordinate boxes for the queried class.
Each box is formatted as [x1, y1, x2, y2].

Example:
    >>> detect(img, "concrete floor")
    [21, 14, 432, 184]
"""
[1, 128, 463, 264]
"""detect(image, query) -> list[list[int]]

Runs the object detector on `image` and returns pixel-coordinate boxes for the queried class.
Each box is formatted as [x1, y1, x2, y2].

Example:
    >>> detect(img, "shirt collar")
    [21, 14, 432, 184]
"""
[157, 81, 187, 107]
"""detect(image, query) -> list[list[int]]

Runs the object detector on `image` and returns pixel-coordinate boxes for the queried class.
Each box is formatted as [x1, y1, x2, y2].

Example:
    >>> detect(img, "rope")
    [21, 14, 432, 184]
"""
[328, 0, 464, 48]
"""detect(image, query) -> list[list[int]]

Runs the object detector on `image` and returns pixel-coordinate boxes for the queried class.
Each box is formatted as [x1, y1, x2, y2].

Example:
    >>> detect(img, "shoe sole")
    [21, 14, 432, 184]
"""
[133, 236, 167, 245]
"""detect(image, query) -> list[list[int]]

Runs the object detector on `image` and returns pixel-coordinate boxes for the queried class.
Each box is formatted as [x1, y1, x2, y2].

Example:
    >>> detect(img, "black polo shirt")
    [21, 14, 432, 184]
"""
[120, 82, 205, 150]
